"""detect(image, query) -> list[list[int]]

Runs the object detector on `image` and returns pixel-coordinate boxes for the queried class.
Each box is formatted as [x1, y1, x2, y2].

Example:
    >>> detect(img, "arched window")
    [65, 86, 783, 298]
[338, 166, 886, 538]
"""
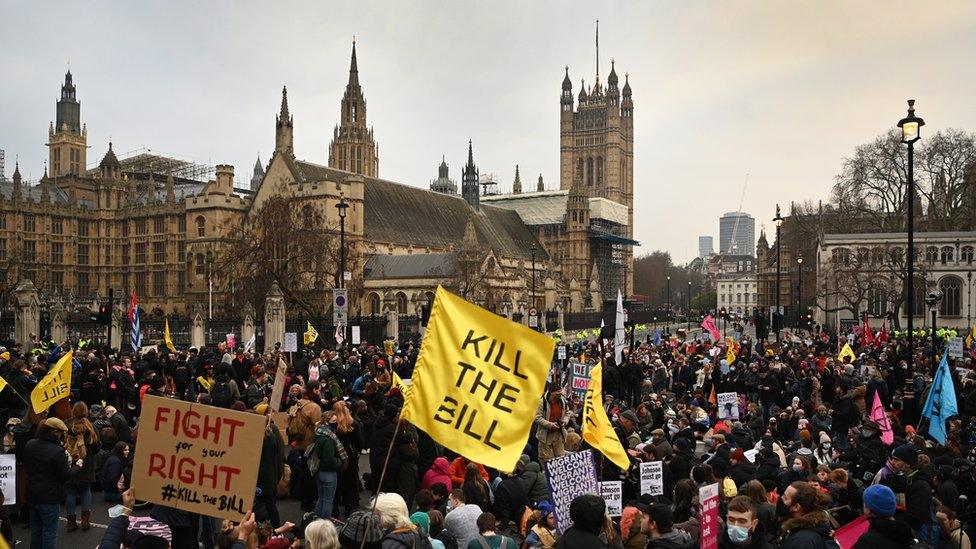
[302, 204, 314, 227]
[395, 292, 408, 315]
[872, 247, 885, 264]
[195, 253, 205, 276]
[196, 216, 205, 237]
[962, 246, 974, 264]
[857, 247, 870, 264]
[939, 276, 962, 316]
[911, 277, 926, 317]
[925, 246, 938, 264]
[367, 293, 381, 315]
[576, 159, 584, 183]
[832, 248, 851, 266]
[867, 286, 887, 317]
[596, 157, 604, 185]
[940, 246, 953, 264]
[586, 157, 594, 186]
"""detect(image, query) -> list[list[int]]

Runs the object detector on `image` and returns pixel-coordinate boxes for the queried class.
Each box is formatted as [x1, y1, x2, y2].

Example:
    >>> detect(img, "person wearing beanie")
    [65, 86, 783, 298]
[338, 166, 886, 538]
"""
[554, 494, 611, 548]
[872, 443, 935, 537]
[852, 485, 913, 549]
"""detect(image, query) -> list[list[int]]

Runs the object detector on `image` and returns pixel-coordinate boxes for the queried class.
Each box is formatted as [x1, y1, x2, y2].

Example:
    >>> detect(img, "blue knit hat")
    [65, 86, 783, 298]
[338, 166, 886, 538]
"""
[863, 484, 897, 517]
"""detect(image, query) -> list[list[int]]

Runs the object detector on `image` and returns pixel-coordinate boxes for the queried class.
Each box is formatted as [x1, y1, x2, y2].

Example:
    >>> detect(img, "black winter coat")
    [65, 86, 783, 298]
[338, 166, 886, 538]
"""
[778, 511, 832, 549]
[23, 433, 75, 505]
[850, 517, 914, 549]
[493, 476, 529, 524]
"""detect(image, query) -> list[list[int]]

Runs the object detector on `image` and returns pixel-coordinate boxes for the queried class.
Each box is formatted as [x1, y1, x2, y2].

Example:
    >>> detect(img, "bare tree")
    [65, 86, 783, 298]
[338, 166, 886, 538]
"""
[215, 196, 361, 317]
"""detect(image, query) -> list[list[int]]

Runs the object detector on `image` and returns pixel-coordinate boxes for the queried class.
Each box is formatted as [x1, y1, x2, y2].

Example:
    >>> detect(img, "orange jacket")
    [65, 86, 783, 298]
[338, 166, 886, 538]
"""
[448, 457, 489, 487]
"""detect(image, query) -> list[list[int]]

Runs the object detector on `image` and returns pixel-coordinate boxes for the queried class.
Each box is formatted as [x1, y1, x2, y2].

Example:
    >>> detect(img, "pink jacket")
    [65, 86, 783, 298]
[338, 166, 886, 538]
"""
[421, 457, 453, 491]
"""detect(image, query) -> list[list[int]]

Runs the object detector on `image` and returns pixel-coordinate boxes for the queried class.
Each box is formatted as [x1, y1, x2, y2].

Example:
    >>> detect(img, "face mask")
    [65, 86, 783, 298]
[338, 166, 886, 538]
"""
[728, 525, 750, 545]
[822, 443, 831, 451]
[861, 429, 873, 437]
[776, 499, 792, 518]
[446, 501, 455, 512]
[792, 464, 804, 473]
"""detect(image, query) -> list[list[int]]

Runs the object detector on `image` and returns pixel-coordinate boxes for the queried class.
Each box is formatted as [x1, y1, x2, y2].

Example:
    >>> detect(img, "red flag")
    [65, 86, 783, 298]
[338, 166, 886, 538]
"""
[862, 314, 874, 346]
[128, 292, 139, 323]
[708, 384, 717, 405]
[876, 318, 889, 346]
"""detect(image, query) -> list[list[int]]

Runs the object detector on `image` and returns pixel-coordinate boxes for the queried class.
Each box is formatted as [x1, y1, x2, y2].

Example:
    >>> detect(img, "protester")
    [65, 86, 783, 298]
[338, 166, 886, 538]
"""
[23, 417, 78, 549]
[851, 485, 912, 549]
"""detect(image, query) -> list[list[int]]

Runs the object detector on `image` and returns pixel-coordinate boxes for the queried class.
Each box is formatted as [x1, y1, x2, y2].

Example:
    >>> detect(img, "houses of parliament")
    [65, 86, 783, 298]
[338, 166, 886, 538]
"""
[0, 38, 636, 325]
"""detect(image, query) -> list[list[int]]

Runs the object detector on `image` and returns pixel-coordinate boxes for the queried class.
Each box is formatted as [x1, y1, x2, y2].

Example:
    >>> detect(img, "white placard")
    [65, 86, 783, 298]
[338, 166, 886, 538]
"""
[948, 337, 964, 358]
[529, 315, 539, 328]
[0, 454, 14, 504]
[717, 392, 739, 420]
[351, 326, 361, 345]
[599, 481, 622, 517]
[282, 332, 298, 353]
[557, 345, 567, 360]
[639, 460, 664, 496]
[743, 449, 758, 464]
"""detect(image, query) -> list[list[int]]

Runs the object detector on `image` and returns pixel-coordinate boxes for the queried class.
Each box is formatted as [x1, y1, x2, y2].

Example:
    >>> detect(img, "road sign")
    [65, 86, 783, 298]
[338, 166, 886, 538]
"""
[343, 271, 352, 281]
[333, 288, 348, 325]
[529, 307, 538, 316]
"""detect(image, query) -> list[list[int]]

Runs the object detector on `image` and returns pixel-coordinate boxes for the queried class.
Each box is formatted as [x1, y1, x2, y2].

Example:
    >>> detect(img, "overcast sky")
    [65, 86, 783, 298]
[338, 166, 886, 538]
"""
[3, 1, 975, 264]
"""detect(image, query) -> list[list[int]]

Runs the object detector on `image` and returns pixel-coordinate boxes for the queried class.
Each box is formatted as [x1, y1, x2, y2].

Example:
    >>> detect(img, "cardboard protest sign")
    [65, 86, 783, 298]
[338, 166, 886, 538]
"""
[639, 461, 664, 496]
[717, 392, 739, 420]
[351, 326, 361, 345]
[271, 412, 289, 444]
[401, 286, 554, 472]
[948, 337, 963, 358]
[699, 483, 720, 549]
[268, 358, 288, 412]
[131, 395, 266, 521]
[546, 450, 599, 535]
[557, 345, 567, 360]
[599, 481, 622, 517]
[0, 454, 15, 504]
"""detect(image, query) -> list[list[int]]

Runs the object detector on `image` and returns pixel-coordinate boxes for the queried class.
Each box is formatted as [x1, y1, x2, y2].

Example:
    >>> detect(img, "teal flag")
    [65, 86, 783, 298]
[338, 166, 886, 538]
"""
[921, 350, 958, 445]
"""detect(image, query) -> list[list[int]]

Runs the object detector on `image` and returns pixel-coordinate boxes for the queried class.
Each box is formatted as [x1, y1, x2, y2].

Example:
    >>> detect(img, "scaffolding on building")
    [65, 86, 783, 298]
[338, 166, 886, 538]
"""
[0, 149, 5, 181]
[88, 147, 216, 183]
[480, 173, 500, 196]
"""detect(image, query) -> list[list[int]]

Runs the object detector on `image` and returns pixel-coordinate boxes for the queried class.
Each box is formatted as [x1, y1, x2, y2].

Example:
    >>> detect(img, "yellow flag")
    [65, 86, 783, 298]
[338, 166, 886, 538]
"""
[838, 342, 856, 363]
[966, 324, 976, 349]
[304, 321, 319, 345]
[0, 375, 8, 394]
[31, 350, 73, 414]
[392, 370, 411, 398]
[164, 318, 176, 353]
[582, 363, 630, 470]
[726, 347, 736, 364]
[401, 285, 554, 472]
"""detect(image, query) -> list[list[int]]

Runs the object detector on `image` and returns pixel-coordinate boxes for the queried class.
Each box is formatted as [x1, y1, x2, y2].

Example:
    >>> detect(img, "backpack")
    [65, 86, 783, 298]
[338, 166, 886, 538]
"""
[304, 439, 321, 475]
[211, 380, 233, 407]
[287, 402, 314, 442]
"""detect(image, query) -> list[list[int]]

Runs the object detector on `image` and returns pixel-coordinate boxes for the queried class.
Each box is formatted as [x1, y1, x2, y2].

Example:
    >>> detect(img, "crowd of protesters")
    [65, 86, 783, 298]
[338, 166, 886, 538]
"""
[0, 322, 974, 549]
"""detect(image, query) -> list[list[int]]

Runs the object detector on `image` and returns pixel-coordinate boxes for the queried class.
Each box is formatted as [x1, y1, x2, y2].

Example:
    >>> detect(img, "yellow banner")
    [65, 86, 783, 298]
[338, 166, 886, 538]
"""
[304, 321, 319, 345]
[838, 342, 856, 363]
[0, 376, 7, 394]
[401, 286, 554, 472]
[164, 319, 176, 353]
[31, 350, 73, 413]
[392, 370, 411, 398]
[582, 363, 630, 470]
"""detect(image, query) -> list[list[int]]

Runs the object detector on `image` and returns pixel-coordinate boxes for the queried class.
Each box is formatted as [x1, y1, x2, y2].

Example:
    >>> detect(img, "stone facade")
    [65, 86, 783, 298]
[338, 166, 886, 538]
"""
[3, 37, 635, 323]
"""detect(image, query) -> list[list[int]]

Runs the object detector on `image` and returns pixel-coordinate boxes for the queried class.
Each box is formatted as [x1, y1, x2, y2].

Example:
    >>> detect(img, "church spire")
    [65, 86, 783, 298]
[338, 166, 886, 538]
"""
[275, 85, 294, 154]
[462, 140, 480, 210]
[513, 164, 522, 194]
[348, 38, 359, 87]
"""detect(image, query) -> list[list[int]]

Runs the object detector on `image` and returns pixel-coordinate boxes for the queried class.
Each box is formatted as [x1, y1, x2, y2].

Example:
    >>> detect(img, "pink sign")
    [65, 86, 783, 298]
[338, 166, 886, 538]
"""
[833, 515, 869, 549]
[226, 333, 236, 350]
[699, 483, 719, 549]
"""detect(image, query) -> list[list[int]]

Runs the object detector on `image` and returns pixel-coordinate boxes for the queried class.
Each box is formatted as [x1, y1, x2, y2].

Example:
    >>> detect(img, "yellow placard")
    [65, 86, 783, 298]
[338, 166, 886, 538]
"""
[838, 342, 856, 363]
[304, 322, 319, 345]
[401, 286, 554, 472]
[581, 363, 630, 470]
[31, 351, 73, 413]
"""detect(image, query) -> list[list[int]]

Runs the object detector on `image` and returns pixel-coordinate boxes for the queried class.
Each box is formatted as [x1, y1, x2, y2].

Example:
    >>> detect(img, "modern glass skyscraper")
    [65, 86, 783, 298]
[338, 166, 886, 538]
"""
[719, 211, 756, 257]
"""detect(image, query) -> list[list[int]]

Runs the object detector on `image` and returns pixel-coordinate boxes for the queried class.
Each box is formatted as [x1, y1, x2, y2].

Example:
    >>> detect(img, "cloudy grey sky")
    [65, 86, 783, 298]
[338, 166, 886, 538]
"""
[3, 1, 975, 263]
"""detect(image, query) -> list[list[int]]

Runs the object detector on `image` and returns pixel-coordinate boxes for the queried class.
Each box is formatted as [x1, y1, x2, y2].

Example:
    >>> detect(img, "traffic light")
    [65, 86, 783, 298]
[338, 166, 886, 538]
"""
[95, 304, 111, 325]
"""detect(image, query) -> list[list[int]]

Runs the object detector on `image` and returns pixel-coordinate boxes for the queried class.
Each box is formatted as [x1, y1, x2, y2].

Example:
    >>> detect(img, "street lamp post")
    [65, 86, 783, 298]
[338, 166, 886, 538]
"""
[667, 275, 671, 321]
[687, 280, 692, 333]
[335, 195, 349, 341]
[898, 100, 924, 366]
[797, 256, 803, 331]
[773, 205, 784, 342]
[530, 244, 537, 330]
[968, 271, 973, 329]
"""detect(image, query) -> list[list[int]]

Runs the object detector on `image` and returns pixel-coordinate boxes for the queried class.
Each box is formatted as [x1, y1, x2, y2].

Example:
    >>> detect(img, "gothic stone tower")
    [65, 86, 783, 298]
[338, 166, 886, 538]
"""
[328, 40, 379, 177]
[48, 71, 87, 177]
[559, 28, 634, 293]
